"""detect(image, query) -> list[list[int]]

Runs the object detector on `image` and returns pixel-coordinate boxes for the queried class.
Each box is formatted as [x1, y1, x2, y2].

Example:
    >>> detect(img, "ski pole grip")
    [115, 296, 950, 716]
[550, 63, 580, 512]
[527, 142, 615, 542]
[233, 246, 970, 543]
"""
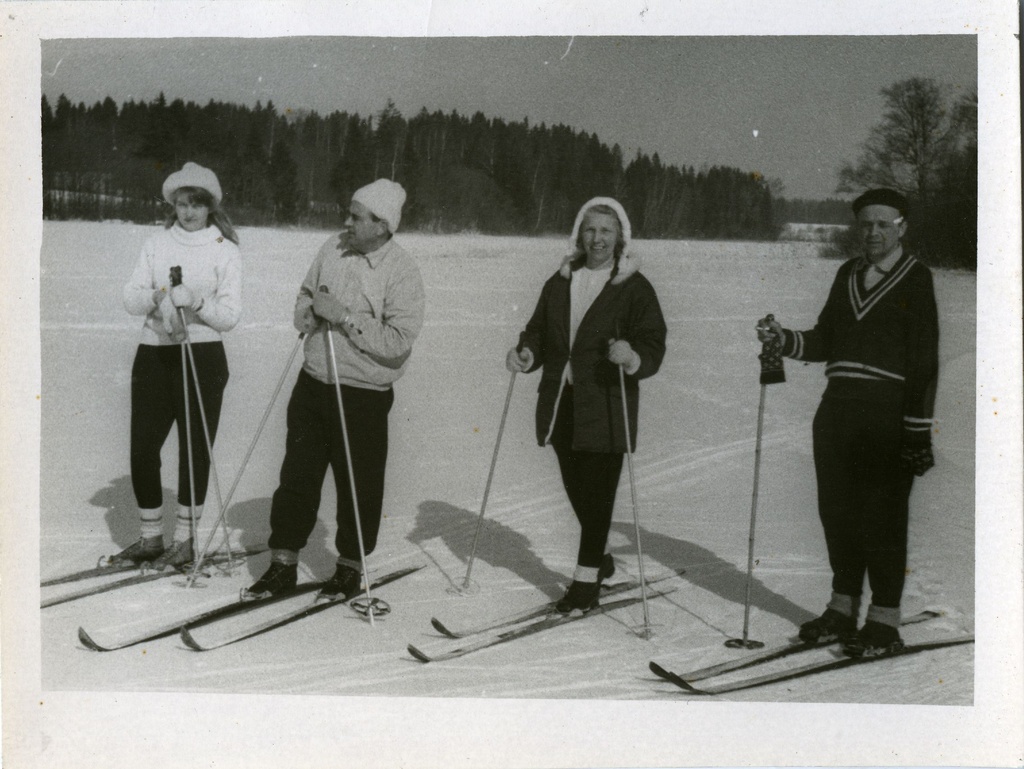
[758, 314, 785, 385]
[169, 266, 183, 288]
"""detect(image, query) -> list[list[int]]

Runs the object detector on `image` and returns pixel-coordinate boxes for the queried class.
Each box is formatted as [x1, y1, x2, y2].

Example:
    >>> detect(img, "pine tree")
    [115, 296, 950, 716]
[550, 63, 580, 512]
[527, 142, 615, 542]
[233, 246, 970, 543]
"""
[268, 140, 299, 223]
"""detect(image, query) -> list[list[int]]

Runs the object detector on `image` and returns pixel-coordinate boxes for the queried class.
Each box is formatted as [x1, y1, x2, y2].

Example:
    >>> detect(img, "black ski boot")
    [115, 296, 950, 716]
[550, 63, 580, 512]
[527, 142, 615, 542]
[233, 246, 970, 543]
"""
[105, 536, 165, 568]
[842, 620, 904, 658]
[148, 537, 195, 571]
[555, 580, 600, 614]
[798, 608, 857, 644]
[317, 564, 362, 602]
[241, 562, 298, 601]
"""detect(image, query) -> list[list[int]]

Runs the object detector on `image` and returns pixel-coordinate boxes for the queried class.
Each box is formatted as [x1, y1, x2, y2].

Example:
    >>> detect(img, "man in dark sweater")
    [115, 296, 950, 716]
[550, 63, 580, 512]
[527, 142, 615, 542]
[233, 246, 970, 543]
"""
[757, 188, 939, 657]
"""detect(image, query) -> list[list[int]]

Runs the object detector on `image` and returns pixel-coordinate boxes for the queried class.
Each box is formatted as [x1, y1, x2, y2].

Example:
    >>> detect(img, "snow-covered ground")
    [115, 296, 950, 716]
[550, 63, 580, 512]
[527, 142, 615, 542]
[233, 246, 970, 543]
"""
[39, 221, 975, 704]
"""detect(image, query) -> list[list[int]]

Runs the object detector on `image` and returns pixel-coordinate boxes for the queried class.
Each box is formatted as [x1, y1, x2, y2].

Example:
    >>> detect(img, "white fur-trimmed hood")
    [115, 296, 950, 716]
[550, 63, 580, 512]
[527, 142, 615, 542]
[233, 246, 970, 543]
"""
[560, 196, 639, 285]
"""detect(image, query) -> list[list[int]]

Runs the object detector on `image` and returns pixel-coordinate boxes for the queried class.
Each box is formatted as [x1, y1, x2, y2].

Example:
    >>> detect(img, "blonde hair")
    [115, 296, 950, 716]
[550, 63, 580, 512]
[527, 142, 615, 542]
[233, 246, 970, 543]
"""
[165, 186, 239, 245]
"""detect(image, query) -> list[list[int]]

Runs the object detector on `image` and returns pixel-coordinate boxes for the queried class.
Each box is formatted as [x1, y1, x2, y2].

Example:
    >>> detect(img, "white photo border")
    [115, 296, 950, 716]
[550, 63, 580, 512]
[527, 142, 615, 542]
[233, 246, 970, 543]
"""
[2, 2, 1020, 768]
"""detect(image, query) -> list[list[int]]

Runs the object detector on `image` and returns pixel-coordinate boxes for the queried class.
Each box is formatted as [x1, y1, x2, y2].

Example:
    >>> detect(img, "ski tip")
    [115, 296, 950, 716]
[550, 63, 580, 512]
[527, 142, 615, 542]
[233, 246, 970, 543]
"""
[648, 659, 703, 693]
[407, 644, 431, 663]
[179, 626, 204, 651]
[78, 626, 105, 651]
[649, 660, 672, 680]
[430, 617, 455, 637]
[667, 673, 703, 694]
[674, 677, 704, 694]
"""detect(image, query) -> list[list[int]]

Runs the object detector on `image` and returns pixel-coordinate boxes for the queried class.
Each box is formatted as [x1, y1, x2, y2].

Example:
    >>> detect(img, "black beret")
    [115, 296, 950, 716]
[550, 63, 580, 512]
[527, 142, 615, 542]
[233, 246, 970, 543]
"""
[852, 188, 908, 217]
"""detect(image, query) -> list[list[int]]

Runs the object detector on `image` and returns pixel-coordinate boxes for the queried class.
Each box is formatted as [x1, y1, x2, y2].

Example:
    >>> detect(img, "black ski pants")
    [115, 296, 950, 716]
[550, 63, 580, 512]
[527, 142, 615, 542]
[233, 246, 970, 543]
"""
[812, 395, 914, 608]
[130, 342, 229, 509]
[268, 369, 393, 561]
[550, 386, 625, 570]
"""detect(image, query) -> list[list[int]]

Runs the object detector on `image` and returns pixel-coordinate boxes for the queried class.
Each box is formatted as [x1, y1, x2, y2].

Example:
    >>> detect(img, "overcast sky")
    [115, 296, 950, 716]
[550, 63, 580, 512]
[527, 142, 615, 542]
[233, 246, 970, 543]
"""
[41, 36, 976, 200]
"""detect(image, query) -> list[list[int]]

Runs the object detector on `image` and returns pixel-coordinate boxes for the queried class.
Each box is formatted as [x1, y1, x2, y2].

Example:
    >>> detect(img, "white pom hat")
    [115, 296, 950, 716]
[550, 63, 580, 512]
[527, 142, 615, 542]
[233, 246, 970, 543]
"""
[162, 162, 223, 205]
[568, 197, 632, 257]
[352, 179, 407, 233]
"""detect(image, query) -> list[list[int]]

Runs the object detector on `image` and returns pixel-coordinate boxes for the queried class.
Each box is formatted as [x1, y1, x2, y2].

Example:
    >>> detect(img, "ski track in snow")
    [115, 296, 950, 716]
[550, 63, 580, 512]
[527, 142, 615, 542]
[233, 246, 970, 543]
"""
[40, 222, 975, 703]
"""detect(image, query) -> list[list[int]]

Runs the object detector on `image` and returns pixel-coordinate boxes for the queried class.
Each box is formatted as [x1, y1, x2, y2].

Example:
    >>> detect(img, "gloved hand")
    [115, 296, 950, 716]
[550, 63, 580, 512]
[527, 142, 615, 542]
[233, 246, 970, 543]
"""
[756, 315, 784, 344]
[900, 428, 935, 476]
[159, 295, 186, 342]
[312, 287, 350, 326]
[900, 445, 935, 476]
[607, 338, 640, 369]
[170, 283, 204, 311]
[297, 307, 319, 334]
[506, 347, 534, 373]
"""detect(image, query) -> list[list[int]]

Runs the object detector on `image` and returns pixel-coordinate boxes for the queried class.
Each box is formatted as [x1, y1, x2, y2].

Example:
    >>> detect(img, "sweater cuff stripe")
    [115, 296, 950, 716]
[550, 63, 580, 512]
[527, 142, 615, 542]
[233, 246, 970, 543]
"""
[825, 361, 905, 382]
[903, 417, 934, 431]
[783, 329, 803, 359]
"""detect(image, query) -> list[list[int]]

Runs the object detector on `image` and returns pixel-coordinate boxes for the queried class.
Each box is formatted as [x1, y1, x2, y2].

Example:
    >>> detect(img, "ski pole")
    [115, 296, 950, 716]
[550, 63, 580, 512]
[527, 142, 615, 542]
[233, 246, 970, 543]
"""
[455, 369, 517, 595]
[179, 317, 233, 568]
[169, 266, 231, 581]
[726, 315, 785, 650]
[169, 267, 202, 568]
[187, 332, 306, 585]
[618, 361, 652, 639]
[322, 297, 381, 626]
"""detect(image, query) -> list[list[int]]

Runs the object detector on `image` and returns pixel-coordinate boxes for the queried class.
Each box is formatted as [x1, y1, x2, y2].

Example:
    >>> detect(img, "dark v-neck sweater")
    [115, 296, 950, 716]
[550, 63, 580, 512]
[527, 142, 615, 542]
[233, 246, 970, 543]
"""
[781, 252, 939, 429]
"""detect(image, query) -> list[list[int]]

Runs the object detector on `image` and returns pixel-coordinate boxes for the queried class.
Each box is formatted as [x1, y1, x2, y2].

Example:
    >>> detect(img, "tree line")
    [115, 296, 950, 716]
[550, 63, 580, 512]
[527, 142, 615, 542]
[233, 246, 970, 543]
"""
[41, 76, 977, 269]
[773, 198, 852, 225]
[41, 93, 778, 240]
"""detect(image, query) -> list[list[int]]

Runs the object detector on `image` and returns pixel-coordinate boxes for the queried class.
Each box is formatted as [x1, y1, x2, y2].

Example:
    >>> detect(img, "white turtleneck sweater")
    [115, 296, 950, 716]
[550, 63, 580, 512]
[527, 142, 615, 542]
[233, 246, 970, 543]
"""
[124, 224, 242, 345]
[567, 265, 611, 384]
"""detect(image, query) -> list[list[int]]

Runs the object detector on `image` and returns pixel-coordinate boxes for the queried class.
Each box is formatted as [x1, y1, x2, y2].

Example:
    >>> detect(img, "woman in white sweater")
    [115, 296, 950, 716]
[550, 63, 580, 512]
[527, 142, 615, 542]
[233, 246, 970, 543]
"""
[112, 162, 242, 570]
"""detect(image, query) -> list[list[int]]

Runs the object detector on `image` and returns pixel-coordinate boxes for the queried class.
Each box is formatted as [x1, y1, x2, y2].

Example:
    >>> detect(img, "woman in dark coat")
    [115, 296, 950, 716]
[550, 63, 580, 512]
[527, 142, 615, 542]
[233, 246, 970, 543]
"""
[506, 197, 667, 613]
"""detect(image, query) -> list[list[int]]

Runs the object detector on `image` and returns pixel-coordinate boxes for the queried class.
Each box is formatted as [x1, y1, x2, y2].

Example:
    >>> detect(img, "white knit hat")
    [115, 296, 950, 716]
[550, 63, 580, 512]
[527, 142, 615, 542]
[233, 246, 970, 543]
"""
[162, 162, 223, 205]
[352, 179, 407, 233]
[568, 197, 632, 257]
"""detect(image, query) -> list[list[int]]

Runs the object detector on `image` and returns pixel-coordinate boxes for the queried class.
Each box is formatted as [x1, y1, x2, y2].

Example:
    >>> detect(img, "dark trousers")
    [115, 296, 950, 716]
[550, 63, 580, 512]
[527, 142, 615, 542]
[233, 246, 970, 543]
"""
[812, 396, 914, 608]
[550, 387, 625, 570]
[130, 342, 229, 509]
[268, 369, 393, 561]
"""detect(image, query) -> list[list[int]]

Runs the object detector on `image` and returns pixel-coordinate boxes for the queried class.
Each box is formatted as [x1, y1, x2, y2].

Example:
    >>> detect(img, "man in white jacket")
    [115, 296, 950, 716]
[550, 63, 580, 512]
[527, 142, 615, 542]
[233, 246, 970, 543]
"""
[245, 179, 425, 602]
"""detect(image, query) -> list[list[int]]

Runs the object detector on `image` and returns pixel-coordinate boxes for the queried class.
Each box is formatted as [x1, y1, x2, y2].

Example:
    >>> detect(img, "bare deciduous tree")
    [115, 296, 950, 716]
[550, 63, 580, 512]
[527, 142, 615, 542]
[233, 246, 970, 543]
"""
[836, 78, 978, 268]
[837, 77, 966, 202]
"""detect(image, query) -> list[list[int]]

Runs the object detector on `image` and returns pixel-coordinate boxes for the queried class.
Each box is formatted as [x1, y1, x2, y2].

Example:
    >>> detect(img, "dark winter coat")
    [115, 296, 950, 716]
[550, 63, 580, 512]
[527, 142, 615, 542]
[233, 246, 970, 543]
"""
[518, 253, 667, 453]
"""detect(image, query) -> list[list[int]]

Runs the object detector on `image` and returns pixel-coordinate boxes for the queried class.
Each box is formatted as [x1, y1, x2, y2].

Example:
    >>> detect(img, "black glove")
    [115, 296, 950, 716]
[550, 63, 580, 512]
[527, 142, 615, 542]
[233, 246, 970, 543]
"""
[900, 428, 935, 476]
[755, 314, 785, 385]
[900, 446, 935, 476]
